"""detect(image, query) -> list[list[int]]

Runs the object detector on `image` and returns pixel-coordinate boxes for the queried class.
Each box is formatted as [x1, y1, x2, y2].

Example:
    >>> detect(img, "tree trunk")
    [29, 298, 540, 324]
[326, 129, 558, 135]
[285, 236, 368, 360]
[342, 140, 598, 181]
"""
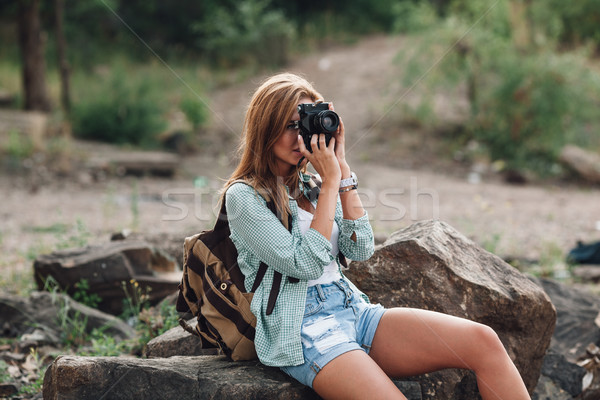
[18, 0, 51, 112]
[54, 0, 70, 113]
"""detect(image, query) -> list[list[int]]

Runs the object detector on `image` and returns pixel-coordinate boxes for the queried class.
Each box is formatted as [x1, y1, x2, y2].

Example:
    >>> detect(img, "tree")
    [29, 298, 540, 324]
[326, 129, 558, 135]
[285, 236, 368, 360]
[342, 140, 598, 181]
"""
[18, 0, 51, 111]
[54, 0, 70, 113]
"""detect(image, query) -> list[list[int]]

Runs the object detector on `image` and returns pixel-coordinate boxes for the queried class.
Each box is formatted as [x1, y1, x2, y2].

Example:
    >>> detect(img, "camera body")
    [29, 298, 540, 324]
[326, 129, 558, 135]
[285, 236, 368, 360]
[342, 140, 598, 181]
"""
[296, 102, 340, 152]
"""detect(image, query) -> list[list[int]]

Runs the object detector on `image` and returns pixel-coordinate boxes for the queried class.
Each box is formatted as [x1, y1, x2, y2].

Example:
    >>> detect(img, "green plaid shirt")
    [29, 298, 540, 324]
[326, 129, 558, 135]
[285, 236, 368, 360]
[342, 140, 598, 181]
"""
[225, 173, 374, 367]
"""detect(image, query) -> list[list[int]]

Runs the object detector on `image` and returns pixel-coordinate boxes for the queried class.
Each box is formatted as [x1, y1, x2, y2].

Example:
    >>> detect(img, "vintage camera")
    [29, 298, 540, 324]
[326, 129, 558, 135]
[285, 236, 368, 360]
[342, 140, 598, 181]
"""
[295, 102, 340, 152]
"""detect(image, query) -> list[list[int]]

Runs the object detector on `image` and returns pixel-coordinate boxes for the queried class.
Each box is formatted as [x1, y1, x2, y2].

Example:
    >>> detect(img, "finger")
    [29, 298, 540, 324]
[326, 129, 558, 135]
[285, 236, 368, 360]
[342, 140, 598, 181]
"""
[328, 136, 336, 150]
[298, 134, 310, 156]
[311, 134, 319, 151]
[319, 133, 328, 150]
[337, 117, 345, 136]
[329, 102, 335, 111]
[298, 135, 314, 159]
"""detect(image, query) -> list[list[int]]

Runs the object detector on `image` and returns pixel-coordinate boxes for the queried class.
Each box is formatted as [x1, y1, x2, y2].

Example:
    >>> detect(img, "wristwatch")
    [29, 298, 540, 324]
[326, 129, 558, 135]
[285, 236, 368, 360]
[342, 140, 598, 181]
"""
[339, 172, 358, 188]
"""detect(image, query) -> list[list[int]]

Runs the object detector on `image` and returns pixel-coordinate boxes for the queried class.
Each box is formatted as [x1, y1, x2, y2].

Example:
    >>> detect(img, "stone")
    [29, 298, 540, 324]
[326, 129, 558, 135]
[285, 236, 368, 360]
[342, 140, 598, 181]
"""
[43, 355, 422, 400]
[146, 319, 219, 358]
[344, 219, 556, 397]
[533, 375, 573, 400]
[33, 241, 180, 315]
[538, 349, 585, 397]
[572, 265, 600, 282]
[0, 109, 47, 149]
[112, 231, 185, 269]
[0, 383, 18, 397]
[530, 277, 600, 362]
[87, 151, 179, 177]
[0, 291, 135, 342]
[560, 145, 600, 184]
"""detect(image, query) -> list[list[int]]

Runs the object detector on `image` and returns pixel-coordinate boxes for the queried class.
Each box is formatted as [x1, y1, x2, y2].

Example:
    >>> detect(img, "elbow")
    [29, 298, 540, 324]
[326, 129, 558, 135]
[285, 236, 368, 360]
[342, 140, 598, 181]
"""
[270, 254, 325, 281]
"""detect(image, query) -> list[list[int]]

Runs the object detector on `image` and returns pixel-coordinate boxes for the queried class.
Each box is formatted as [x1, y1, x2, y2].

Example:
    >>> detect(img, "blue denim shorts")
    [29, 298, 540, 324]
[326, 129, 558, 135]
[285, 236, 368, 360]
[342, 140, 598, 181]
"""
[280, 279, 386, 388]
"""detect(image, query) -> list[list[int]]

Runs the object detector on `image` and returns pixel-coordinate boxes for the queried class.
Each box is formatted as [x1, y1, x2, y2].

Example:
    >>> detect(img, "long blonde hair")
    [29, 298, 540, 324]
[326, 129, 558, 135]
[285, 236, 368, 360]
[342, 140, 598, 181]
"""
[222, 73, 323, 218]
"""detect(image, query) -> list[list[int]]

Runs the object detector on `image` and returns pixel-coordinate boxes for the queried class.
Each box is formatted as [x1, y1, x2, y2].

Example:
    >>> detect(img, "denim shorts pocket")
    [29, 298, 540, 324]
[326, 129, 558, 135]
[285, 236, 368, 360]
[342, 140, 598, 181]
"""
[303, 297, 323, 317]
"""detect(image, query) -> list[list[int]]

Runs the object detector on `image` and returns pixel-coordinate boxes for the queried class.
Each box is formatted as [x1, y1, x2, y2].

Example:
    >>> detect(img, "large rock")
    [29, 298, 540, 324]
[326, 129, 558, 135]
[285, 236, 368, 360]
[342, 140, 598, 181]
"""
[0, 291, 134, 342]
[33, 241, 180, 315]
[111, 231, 185, 269]
[42, 355, 423, 399]
[559, 145, 600, 184]
[0, 109, 47, 149]
[345, 219, 556, 397]
[531, 277, 600, 362]
[146, 319, 219, 358]
[87, 150, 179, 177]
[529, 277, 600, 399]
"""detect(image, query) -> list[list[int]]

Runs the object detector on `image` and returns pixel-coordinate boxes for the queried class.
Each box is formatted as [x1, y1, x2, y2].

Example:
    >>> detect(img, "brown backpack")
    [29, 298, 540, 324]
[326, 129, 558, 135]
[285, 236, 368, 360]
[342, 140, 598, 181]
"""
[176, 182, 296, 361]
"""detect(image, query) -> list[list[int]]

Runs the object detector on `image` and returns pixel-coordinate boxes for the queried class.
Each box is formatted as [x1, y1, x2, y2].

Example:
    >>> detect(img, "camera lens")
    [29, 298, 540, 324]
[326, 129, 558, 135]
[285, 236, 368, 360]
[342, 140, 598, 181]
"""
[315, 110, 339, 133]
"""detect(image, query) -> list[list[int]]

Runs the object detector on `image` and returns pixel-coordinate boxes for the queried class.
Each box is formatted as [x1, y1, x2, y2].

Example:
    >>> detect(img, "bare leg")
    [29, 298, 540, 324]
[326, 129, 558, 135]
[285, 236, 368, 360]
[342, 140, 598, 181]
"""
[369, 308, 530, 400]
[312, 350, 407, 400]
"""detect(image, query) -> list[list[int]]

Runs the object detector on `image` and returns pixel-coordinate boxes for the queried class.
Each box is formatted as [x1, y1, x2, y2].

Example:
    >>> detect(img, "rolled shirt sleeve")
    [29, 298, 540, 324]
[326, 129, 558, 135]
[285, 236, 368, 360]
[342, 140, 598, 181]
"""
[337, 210, 374, 261]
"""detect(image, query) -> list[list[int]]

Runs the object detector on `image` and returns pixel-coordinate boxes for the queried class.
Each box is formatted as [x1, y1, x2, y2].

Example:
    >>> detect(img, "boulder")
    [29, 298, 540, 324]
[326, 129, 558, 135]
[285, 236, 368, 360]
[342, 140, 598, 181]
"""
[42, 355, 423, 400]
[146, 319, 219, 358]
[0, 109, 47, 149]
[0, 291, 135, 342]
[111, 231, 185, 269]
[559, 145, 600, 184]
[529, 277, 600, 399]
[33, 241, 180, 315]
[537, 349, 586, 398]
[344, 219, 556, 397]
[530, 277, 600, 362]
[87, 151, 179, 177]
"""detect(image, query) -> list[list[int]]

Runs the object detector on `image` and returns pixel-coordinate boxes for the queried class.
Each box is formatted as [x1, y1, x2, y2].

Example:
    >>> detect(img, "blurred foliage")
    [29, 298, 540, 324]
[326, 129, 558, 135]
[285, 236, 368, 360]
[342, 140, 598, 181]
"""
[70, 65, 166, 146]
[1, 0, 600, 158]
[396, 0, 600, 176]
[180, 96, 209, 131]
[191, 0, 294, 68]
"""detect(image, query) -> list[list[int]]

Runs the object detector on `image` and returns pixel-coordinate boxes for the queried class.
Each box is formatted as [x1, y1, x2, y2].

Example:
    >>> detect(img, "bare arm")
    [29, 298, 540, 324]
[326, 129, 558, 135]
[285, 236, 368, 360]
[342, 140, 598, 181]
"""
[298, 133, 340, 241]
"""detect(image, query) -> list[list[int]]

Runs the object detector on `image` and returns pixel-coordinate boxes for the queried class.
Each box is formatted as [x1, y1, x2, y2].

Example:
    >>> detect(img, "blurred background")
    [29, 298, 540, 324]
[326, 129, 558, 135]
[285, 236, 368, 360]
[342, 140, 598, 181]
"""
[1, 0, 600, 395]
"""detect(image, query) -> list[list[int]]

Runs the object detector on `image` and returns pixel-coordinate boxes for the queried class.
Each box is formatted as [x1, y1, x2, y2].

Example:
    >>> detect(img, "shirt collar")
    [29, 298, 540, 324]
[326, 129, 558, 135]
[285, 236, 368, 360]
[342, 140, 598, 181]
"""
[286, 170, 312, 199]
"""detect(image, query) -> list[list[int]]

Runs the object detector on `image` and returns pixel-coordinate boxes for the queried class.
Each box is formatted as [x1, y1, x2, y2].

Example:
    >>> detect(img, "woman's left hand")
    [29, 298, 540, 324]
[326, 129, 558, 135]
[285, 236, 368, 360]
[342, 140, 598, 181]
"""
[329, 103, 350, 175]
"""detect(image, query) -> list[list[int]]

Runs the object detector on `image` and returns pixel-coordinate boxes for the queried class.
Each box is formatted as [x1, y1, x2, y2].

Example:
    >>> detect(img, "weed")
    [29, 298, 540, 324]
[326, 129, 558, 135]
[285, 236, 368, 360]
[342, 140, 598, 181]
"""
[18, 372, 45, 396]
[482, 233, 502, 255]
[3, 130, 35, 159]
[25, 223, 69, 234]
[120, 279, 151, 322]
[72, 279, 102, 309]
[58, 306, 90, 348]
[130, 181, 139, 230]
[55, 218, 91, 250]
[83, 328, 132, 357]
[0, 360, 10, 383]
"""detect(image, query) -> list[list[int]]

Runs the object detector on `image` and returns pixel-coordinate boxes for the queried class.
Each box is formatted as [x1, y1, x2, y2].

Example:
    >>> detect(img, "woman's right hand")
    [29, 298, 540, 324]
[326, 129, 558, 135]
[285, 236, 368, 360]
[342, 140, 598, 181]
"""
[298, 133, 341, 186]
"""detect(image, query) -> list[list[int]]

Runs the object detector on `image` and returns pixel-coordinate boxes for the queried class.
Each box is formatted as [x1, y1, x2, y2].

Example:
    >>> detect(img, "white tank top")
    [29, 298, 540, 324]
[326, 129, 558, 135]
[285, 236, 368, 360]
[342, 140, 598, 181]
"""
[296, 206, 342, 286]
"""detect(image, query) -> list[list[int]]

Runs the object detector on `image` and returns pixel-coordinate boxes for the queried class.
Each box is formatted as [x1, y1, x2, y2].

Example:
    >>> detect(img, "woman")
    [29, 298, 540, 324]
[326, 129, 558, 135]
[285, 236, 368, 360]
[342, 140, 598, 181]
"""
[223, 73, 530, 400]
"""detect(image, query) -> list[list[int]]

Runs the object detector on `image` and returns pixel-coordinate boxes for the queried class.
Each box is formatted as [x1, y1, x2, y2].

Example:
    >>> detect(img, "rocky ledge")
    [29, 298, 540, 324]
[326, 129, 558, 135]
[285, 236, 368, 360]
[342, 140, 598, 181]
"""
[42, 219, 558, 399]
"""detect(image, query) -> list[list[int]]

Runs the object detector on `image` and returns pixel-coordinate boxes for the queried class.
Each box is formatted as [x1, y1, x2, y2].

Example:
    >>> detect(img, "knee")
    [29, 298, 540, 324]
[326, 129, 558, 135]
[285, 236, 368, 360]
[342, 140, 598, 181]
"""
[469, 323, 507, 362]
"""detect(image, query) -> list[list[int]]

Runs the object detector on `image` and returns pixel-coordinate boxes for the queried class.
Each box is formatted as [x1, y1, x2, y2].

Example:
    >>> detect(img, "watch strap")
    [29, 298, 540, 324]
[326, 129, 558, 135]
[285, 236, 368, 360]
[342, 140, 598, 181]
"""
[339, 172, 357, 188]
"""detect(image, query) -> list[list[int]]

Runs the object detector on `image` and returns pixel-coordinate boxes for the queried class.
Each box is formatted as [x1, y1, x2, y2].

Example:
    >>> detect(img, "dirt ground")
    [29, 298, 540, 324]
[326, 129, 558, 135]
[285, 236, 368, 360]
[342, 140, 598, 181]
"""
[1, 35, 599, 293]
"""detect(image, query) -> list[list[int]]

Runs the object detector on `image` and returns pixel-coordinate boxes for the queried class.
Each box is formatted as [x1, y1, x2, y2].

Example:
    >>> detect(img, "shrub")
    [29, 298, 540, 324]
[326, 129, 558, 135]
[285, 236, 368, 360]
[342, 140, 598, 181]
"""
[71, 67, 166, 146]
[392, 1, 439, 34]
[396, 10, 600, 176]
[180, 96, 209, 131]
[192, 0, 294, 67]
